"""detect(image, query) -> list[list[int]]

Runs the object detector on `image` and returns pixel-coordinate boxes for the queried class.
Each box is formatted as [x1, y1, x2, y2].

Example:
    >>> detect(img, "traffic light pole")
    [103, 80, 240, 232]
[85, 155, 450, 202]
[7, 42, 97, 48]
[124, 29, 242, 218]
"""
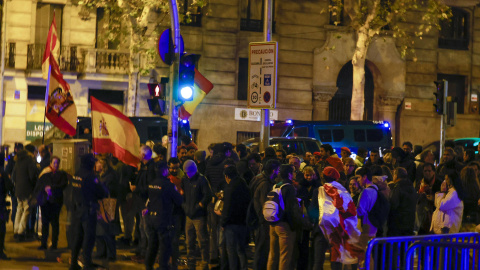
[168, 0, 180, 159]
[259, 0, 272, 152]
[439, 81, 448, 160]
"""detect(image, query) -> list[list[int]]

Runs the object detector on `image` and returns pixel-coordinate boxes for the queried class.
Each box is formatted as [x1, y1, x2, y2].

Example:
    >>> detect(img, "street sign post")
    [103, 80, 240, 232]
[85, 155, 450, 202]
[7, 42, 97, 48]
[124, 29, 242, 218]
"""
[247, 41, 277, 109]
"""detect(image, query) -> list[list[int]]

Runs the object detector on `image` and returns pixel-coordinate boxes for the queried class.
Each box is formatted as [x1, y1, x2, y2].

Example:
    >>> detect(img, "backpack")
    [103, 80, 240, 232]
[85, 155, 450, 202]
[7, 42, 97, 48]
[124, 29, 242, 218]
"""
[263, 183, 290, 222]
[367, 185, 390, 228]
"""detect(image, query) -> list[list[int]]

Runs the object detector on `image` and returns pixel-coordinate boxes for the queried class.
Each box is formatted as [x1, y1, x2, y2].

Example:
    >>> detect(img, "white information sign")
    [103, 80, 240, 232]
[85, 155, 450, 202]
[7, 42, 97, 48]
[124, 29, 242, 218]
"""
[235, 108, 278, 122]
[248, 42, 277, 109]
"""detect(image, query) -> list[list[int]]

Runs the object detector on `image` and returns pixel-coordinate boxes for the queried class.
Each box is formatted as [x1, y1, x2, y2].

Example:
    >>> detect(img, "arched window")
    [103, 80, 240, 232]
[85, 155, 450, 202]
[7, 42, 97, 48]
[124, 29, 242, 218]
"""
[329, 61, 374, 120]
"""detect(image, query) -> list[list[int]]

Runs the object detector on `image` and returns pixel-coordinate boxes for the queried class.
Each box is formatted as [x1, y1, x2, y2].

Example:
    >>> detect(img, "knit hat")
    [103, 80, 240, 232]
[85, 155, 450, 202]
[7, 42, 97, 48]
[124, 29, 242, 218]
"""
[183, 160, 198, 175]
[323, 166, 340, 180]
[194, 150, 206, 162]
[25, 144, 36, 154]
[341, 147, 351, 155]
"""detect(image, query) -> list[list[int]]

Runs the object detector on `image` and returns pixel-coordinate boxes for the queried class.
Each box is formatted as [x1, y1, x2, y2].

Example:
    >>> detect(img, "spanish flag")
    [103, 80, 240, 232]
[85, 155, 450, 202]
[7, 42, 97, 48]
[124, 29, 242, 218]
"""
[178, 68, 214, 120]
[91, 97, 140, 167]
[42, 14, 77, 136]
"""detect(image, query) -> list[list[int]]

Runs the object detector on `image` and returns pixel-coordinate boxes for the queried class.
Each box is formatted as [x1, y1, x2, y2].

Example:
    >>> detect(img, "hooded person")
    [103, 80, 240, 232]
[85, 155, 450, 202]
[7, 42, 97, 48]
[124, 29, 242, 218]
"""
[309, 167, 362, 270]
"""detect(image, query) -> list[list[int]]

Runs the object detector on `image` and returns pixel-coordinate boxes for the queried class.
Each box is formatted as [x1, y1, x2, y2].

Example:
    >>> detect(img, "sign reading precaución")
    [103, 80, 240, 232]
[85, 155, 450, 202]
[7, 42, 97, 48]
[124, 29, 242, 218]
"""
[248, 42, 277, 109]
[235, 108, 278, 122]
[26, 122, 53, 141]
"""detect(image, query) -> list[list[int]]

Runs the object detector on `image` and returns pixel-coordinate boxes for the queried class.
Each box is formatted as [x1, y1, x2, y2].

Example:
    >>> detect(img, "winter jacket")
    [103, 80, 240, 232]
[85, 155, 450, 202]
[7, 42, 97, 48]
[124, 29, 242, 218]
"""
[181, 172, 212, 219]
[205, 153, 226, 193]
[221, 176, 250, 227]
[395, 158, 417, 183]
[237, 158, 254, 185]
[98, 168, 118, 198]
[146, 175, 183, 228]
[430, 188, 464, 234]
[34, 167, 68, 205]
[12, 150, 39, 200]
[387, 179, 417, 236]
[271, 178, 306, 231]
[250, 172, 275, 225]
[357, 184, 378, 237]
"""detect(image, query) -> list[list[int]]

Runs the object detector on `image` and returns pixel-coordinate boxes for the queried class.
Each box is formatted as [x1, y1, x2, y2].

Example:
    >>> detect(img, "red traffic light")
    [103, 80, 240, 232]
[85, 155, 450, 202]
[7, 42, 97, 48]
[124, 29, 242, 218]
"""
[148, 83, 164, 97]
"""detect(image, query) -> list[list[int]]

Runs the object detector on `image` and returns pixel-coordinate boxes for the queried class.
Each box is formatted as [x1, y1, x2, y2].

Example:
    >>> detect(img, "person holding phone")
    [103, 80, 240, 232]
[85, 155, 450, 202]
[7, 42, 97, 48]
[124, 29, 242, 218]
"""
[430, 171, 465, 234]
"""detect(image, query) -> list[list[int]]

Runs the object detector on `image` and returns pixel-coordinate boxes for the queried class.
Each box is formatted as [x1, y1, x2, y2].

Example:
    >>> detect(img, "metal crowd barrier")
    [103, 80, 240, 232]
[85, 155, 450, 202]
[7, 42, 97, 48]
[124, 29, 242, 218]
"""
[405, 241, 480, 270]
[365, 232, 480, 270]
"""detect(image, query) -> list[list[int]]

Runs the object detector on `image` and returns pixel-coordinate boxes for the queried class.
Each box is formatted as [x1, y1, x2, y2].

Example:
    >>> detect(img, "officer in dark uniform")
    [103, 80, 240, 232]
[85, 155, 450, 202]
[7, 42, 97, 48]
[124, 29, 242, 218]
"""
[69, 154, 108, 270]
[5, 142, 23, 227]
[143, 161, 183, 270]
[0, 167, 9, 260]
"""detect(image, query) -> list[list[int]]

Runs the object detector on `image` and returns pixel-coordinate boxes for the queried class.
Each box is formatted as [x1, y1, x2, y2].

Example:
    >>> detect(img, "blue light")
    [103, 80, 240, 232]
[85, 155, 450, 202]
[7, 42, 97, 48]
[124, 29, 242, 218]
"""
[180, 86, 194, 99]
[474, 142, 479, 147]
[286, 119, 293, 125]
[384, 122, 389, 128]
[270, 120, 274, 125]
[182, 120, 188, 124]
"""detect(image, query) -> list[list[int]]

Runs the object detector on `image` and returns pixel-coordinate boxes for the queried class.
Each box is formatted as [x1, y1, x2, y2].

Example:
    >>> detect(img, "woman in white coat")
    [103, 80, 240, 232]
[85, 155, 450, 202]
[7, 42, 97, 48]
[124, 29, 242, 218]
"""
[430, 172, 465, 234]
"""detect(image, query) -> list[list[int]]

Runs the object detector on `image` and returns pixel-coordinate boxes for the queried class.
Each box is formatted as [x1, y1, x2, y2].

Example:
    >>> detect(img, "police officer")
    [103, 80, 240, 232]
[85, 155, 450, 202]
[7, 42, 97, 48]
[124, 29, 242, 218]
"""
[143, 161, 183, 270]
[69, 154, 108, 270]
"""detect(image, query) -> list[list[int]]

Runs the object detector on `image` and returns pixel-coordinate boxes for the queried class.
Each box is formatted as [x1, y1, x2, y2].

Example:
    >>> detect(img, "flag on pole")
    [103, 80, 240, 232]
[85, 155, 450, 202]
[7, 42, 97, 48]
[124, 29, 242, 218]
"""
[178, 68, 214, 120]
[91, 97, 140, 167]
[42, 14, 77, 136]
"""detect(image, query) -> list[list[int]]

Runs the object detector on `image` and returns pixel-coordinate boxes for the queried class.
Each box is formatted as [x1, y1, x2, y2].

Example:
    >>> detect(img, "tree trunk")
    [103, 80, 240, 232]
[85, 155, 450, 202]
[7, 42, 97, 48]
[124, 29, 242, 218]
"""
[125, 32, 140, 116]
[350, 29, 369, 120]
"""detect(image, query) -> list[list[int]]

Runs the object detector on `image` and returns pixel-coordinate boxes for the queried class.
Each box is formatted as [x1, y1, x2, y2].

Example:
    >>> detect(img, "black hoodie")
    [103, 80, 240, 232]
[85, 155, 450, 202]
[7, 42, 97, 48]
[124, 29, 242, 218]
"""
[12, 150, 39, 200]
[205, 153, 226, 193]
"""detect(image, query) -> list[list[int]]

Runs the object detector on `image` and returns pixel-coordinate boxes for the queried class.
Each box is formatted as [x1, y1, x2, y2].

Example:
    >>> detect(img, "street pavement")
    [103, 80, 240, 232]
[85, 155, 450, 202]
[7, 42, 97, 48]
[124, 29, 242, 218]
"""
[1, 207, 333, 270]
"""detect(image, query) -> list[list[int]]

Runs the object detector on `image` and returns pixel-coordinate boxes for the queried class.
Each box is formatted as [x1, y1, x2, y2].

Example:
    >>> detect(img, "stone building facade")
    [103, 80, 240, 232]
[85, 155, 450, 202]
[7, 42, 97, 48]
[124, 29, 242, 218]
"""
[1, 0, 480, 151]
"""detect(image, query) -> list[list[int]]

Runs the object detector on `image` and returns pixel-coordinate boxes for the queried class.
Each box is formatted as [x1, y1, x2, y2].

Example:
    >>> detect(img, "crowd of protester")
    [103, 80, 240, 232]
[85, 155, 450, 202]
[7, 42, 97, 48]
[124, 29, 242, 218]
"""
[0, 137, 479, 270]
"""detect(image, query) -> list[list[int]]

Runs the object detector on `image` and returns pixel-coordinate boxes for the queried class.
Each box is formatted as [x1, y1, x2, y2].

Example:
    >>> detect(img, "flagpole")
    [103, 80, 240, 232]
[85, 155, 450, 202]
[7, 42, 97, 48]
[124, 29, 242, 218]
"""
[43, 64, 51, 144]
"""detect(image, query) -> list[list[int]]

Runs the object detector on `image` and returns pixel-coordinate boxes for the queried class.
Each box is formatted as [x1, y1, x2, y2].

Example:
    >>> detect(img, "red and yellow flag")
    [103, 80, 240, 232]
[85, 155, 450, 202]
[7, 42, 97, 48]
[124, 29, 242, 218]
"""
[178, 68, 214, 120]
[91, 97, 140, 167]
[42, 14, 77, 136]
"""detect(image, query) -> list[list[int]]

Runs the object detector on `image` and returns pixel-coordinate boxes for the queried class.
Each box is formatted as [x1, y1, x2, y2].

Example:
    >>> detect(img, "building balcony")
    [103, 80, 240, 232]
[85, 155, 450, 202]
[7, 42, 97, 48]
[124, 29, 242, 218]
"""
[27, 43, 81, 72]
[81, 48, 129, 74]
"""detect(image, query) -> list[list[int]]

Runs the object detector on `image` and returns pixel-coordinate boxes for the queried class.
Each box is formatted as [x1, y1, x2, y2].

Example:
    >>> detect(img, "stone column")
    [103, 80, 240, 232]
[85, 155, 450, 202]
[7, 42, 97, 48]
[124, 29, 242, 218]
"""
[378, 96, 402, 146]
[312, 87, 336, 120]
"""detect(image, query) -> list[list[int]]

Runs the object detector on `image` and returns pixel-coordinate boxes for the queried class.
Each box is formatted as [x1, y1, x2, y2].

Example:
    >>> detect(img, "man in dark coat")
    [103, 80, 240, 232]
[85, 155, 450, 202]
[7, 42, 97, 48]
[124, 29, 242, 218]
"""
[144, 161, 183, 270]
[182, 160, 212, 270]
[12, 145, 38, 241]
[221, 166, 251, 270]
[0, 167, 9, 260]
[70, 154, 108, 270]
[35, 156, 67, 250]
[204, 143, 230, 264]
[387, 167, 417, 236]
[391, 147, 416, 183]
[249, 159, 281, 270]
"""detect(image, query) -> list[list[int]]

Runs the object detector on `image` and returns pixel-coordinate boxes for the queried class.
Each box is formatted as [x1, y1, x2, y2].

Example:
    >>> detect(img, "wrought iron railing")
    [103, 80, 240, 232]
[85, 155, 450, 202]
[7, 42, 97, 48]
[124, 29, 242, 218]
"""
[27, 43, 79, 72]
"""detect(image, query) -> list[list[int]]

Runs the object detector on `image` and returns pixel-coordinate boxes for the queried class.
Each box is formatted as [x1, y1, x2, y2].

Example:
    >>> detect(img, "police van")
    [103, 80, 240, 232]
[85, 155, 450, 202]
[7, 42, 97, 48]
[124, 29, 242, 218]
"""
[280, 120, 393, 155]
